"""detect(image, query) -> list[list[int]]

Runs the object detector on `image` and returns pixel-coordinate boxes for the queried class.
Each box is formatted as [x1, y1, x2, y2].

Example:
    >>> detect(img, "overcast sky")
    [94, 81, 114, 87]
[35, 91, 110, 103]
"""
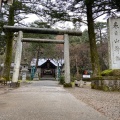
[23, 14, 107, 31]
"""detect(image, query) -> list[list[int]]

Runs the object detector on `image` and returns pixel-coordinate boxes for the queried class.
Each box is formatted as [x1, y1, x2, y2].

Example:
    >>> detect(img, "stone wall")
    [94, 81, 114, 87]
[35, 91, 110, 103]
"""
[91, 79, 120, 91]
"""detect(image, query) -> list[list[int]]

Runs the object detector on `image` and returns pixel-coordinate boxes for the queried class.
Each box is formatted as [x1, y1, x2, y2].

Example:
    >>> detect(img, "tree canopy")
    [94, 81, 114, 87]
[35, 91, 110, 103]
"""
[1, 0, 120, 80]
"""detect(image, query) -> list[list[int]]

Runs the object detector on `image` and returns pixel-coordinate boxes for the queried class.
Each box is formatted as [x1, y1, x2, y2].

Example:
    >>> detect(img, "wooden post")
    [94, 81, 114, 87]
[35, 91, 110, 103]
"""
[64, 34, 70, 83]
[11, 31, 23, 87]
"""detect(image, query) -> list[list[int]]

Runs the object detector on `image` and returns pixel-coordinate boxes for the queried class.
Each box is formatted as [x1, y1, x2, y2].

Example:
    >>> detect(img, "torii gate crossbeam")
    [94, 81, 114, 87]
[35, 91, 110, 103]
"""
[3, 25, 82, 36]
[22, 38, 64, 44]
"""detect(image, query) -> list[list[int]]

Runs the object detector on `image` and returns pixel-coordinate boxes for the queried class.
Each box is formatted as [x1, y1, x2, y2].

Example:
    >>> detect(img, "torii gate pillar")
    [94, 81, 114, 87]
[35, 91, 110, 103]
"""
[11, 31, 23, 87]
[64, 34, 70, 83]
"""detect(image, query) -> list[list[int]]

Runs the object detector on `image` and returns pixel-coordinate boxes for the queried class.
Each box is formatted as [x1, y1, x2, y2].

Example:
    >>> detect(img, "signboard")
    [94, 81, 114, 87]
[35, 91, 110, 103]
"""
[108, 18, 120, 69]
[83, 75, 90, 78]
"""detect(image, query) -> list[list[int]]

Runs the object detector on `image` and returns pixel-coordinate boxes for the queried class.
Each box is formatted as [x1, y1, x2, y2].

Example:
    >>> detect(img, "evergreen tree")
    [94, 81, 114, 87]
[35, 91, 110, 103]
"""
[1, 0, 40, 80]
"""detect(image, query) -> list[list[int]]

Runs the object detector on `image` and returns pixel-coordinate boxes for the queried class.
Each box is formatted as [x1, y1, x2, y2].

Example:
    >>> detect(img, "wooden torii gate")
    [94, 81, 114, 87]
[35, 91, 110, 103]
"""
[3, 25, 82, 85]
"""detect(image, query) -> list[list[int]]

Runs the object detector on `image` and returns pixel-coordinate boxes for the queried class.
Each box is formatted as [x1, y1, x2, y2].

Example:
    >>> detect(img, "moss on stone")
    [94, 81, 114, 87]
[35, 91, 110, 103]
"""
[91, 76, 103, 80]
[112, 69, 120, 76]
[71, 82, 75, 88]
[101, 69, 113, 76]
[91, 75, 120, 80]
[97, 86, 102, 90]
[10, 82, 20, 87]
[91, 82, 95, 89]
[0, 77, 6, 81]
[59, 76, 65, 85]
[101, 69, 120, 76]
[103, 76, 120, 80]
[102, 85, 109, 91]
[82, 78, 91, 81]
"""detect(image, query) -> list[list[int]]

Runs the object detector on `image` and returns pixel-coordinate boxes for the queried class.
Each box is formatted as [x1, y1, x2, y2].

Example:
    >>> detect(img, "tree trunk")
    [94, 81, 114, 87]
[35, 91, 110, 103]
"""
[86, 2, 101, 76]
[35, 45, 41, 71]
[75, 57, 79, 77]
[35, 50, 39, 70]
[2, 4, 14, 80]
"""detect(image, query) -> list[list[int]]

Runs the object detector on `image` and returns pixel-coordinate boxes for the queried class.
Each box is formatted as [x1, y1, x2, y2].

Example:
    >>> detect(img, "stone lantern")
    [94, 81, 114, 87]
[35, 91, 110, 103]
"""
[21, 58, 29, 81]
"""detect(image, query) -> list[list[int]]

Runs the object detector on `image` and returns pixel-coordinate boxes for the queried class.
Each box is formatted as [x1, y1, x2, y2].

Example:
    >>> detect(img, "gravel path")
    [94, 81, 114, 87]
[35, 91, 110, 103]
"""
[66, 83, 120, 120]
[0, 81, 108, 120]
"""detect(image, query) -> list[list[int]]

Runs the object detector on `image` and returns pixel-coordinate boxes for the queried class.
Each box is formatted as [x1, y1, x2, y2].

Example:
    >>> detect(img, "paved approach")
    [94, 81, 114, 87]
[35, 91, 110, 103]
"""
[0, 81, 108, 120]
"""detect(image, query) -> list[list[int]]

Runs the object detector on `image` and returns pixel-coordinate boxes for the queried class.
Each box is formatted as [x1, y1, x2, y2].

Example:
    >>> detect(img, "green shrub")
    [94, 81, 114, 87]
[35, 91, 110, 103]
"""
[71, 76, 76, 82]
[64, 83, 72, 87]
[59, 76, 65, 85]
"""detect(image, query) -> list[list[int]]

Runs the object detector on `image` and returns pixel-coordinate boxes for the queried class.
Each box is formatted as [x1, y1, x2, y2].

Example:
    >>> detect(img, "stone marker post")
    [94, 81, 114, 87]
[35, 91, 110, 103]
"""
[12, 31, 23, 87]
[108, 18, 120, 69]
[64, 34, 70, 83]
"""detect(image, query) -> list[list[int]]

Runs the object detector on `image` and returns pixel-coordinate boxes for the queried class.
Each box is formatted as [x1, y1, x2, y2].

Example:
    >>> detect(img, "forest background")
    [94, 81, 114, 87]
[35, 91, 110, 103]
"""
[0, 0, 120, 80]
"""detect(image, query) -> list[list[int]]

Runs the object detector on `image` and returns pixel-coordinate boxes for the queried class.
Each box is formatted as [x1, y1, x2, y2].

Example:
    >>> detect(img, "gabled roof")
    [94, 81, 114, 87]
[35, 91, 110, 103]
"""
[31, 58, 64, 67]
[40, 59, 56, 68]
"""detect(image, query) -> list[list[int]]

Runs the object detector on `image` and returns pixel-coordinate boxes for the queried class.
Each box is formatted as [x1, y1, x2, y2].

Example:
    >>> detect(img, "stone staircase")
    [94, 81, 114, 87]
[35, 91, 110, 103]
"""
[40, 75, 56, 81]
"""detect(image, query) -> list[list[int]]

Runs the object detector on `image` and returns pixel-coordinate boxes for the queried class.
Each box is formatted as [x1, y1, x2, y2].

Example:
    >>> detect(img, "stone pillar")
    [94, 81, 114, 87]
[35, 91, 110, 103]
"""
[64, 34, 70, 83]
[12, 31, 23, 87]
[108, 18, 120, 69]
